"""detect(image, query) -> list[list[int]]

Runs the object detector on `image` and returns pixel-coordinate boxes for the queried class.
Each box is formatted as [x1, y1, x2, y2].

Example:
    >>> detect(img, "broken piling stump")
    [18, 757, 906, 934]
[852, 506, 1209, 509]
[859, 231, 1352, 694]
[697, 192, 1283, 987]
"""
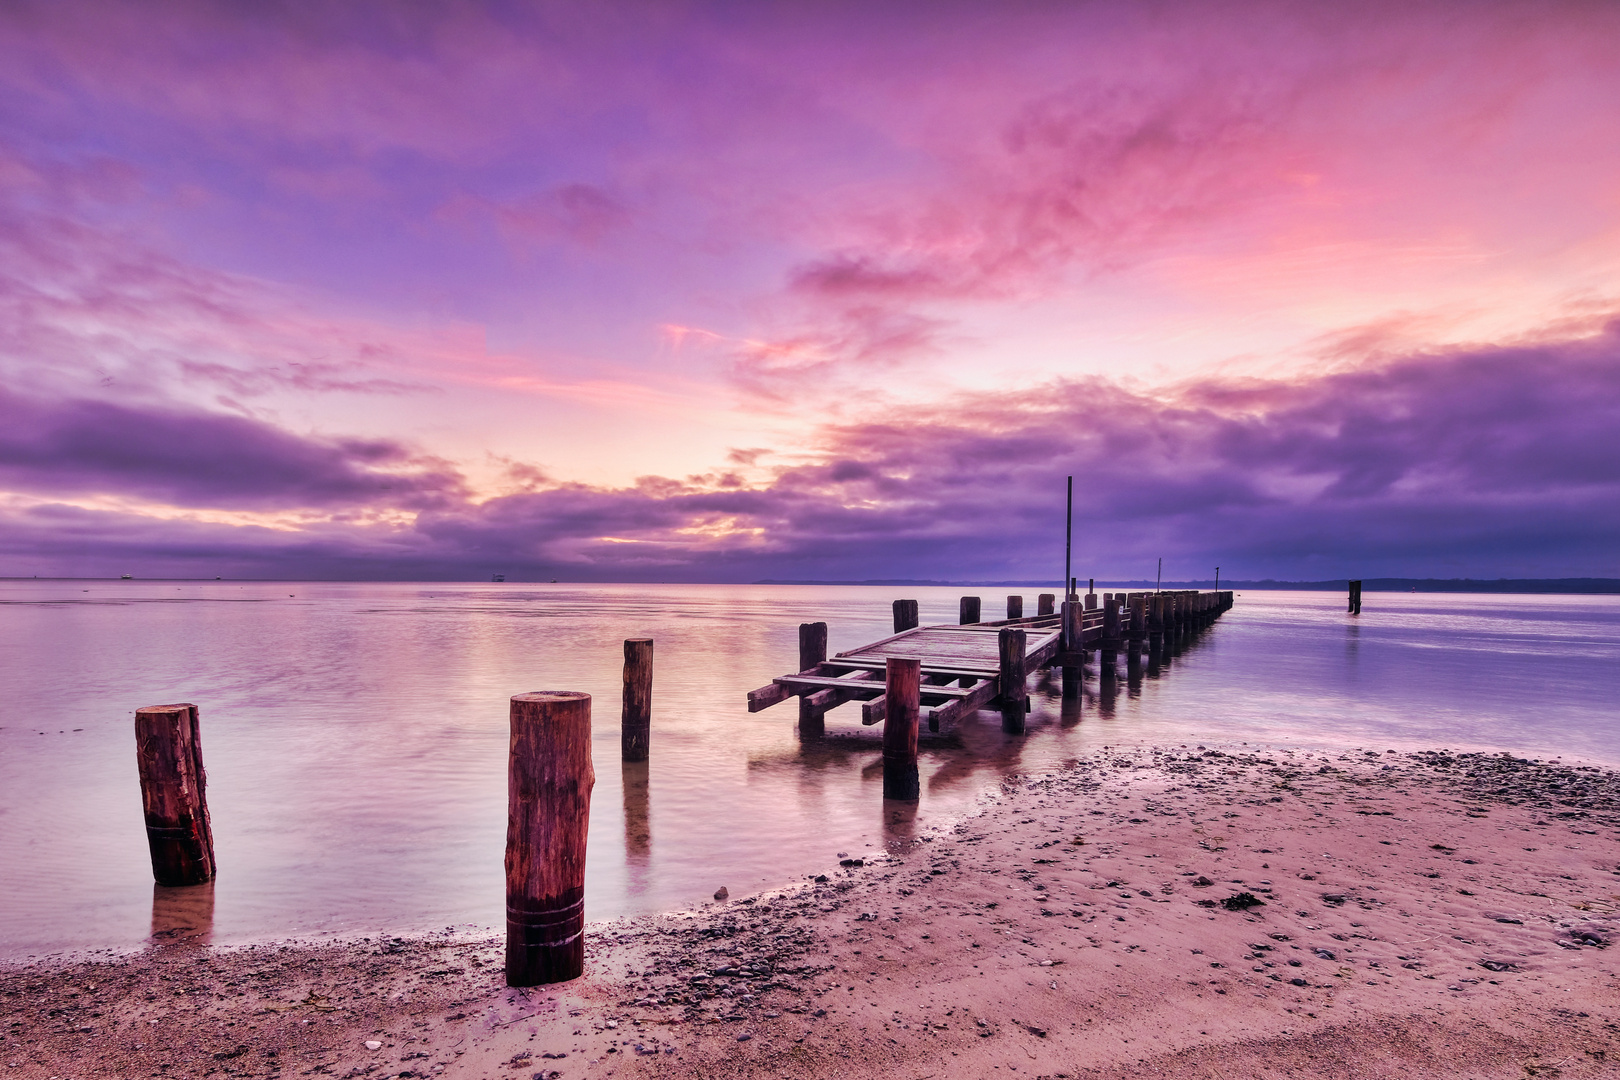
[134, 703, 216, 887]
[882, 657, 921, 801]
[506, 691, 594, 986]
[620, 638, 653, 762]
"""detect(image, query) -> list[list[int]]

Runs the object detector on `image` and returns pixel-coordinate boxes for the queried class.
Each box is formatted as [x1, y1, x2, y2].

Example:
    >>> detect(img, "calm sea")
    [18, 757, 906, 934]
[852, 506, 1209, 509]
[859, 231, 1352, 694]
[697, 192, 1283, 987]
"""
[2, 581, 1616, 958]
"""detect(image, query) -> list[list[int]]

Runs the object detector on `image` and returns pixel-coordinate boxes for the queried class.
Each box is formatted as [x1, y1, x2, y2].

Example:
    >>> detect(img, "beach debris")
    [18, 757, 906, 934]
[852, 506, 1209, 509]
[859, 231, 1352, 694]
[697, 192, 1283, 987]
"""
[1191, 876, 1214, 887]
[714, 887, 729, 901]
[364, 1040, 382, 1051]
[1322, 894, 1348, 906]
[839, 858, 864, 867]
[1221, 892, 1265, 911]
[1314, 949, 1337, 960]
[1479, 959, 1517, 972]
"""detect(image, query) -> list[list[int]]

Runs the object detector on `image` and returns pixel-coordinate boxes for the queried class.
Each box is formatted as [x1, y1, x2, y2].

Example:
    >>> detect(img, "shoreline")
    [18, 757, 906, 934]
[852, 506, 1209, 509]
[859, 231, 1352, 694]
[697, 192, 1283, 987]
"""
[5, 743, 1619, 1078]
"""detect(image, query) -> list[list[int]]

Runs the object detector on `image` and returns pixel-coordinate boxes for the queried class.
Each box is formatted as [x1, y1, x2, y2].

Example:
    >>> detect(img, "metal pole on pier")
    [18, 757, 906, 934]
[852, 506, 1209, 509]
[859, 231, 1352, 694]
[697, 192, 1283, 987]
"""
[1064, 475, 1072, 605]
[1155, 558, 1162, 594]
[1214, 566, 1219, 592]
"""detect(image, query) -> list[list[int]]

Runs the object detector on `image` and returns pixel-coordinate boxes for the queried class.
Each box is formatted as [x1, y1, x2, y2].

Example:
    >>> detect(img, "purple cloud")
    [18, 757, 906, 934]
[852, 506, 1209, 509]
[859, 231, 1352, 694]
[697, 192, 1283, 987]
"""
[0, 390, 464, 511]
[7, 326, 1615, 581]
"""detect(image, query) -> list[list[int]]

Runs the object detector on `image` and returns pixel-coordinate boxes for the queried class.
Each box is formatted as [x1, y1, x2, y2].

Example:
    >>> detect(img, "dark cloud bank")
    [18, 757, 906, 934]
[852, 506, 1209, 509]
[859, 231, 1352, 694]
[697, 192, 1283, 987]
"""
[3, 328, 1619, 582]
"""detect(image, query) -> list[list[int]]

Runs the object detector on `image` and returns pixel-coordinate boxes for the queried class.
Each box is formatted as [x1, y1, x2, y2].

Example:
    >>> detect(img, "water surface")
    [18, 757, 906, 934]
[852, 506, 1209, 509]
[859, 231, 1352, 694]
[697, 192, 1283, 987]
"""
[1, 581, 1615, 958]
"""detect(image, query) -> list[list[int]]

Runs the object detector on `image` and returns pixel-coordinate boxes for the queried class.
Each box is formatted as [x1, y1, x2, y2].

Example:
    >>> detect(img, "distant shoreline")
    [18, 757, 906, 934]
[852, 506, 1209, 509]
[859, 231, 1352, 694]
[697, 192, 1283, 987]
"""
[4, 576, 1619, 593]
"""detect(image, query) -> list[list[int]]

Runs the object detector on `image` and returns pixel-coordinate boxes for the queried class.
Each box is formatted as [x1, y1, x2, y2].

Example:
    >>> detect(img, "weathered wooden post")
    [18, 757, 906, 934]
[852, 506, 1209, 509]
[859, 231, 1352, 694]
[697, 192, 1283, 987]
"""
[506, 691, 594, 986]
[893, 599, 919, 633]
[998, 627, 1028, 734]
[1348, 580, 1362, 615]
[1006, 595, 1023, 620]
[621, 639, 653, 762]
[882, 658, 921, 801]
[799, 622, 828, 738]
[1101, 596, 1121, 672]
[1069, 577, 1079, 602]
[1128, 596, 1146, 665]
[1060, 600, 1083, 700]
[1149, 594, 1165, 654]
[1085, 580, 1098, 610]
[959, 596, 981, 625]
[1037, 593, 1055, 617]
[134, 704, 216, 887]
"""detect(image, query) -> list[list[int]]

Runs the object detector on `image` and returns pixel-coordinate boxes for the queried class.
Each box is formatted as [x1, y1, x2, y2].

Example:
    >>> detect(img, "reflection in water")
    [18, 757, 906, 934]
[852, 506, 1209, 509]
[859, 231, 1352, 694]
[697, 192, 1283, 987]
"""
[621, 761, 651, 859]
[881, 799, 919, 853]
[150, 881, 214, 945]
[1126, 646, 1143, 696]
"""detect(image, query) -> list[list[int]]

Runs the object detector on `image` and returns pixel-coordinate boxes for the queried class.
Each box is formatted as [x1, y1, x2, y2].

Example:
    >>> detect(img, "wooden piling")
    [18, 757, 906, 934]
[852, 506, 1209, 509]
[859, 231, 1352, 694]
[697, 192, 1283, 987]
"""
[882, 658, 921, 801]
[506, 691, 594, 987]
[959, 596, 981, 625]
[620, 638, 653, 762]
[798, 622, 829, 738]
[1060, 600, 1083, 699]
[1349, 580, 1362, 615]
[998, 627, 1028, 734]
[893, 599, 919, 633]
[1037, 593, 1055, 617]
[1006, 595, 1023, 620]
[134, 704, 216, 887]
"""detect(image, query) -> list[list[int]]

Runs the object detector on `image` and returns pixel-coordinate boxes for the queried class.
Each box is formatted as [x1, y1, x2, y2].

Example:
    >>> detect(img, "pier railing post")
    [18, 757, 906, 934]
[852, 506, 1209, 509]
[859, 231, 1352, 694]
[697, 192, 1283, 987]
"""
[959, 596, 981, 625]
[1037, 593, 1055, 617]
[998, 627, 1028, 734]
[1006, 595, 1023, 620]
[882, 658, 921, 801]
[621, 639, 653, 762]
[798, 622, 829, 738]
[506, 691, 594, 986]
[134, 704, 216, 887]
[893, 599, 919, 633]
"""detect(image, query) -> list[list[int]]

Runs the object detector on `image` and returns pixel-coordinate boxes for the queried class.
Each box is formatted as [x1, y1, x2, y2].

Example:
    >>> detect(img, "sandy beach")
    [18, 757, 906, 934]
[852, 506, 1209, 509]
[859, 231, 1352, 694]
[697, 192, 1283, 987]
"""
[5, 743, 1618, 1079]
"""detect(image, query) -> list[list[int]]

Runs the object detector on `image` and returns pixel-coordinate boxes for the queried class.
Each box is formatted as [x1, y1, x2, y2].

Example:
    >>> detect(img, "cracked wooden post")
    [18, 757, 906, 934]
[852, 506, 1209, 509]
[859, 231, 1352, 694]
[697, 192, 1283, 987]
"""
[998, 627, 1028, 734]
[620, 638, 653, 762]
[882, 657, 921, 801]
[958, 596, 981, 625]
[798, 621, 828, 739]
[1006, 595, 1023, 620]
[506, 691, 594, 987]
[134, 704, 216, 887]
[1037, 593, 1055, 617]
[893, 599, 919, 633]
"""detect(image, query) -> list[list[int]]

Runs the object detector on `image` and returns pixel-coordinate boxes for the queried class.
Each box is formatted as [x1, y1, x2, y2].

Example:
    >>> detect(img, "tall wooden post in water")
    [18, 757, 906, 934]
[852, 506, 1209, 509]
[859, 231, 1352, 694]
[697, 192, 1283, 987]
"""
[1037, 593, 1055, 617]
[506, 691, 594, 986]
[620, 639, 653, 762]
[959, 596, 981, 625]
[1060, 600, 1083, 700]
[999, 627, 1028, 734]
[798, 622, 828, 738]
[882, 658, 921, 801]
[134, 704, 216, 887]
[1006, 595, 1023, 620]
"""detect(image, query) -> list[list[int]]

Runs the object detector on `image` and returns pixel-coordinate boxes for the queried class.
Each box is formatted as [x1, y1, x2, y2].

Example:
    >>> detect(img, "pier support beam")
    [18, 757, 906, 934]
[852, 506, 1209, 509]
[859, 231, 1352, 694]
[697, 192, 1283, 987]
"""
[1349, 580, 1362, 615]
[998, 627, 1028, 734]
[959, 596, 981, 625]
[1006, 595, 1023, 620]
[1037, 593, 1055, 617]
[134, 703, 216, 888]
[798, 622, 828, 739]
[882, 658, 921, 801]
[620, 639, 653, 762]
[506, 691, 594, 987]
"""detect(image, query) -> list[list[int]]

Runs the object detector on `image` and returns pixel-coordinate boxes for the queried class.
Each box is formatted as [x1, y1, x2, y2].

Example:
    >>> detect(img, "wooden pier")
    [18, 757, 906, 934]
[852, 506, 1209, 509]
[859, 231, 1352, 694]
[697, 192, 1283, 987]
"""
[747, 589, 1234, 735]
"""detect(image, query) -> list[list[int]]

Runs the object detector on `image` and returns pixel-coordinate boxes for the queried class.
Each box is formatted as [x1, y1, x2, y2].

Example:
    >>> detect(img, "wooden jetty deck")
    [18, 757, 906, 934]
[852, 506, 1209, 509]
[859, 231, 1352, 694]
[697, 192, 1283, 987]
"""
[747, 589, 1234, 735]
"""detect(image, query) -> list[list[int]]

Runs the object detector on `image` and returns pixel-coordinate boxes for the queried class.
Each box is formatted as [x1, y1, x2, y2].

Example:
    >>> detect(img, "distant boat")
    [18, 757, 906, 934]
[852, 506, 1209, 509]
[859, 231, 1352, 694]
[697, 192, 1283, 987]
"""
[491, 573, 505, 582]
[120, 574, 132, 580]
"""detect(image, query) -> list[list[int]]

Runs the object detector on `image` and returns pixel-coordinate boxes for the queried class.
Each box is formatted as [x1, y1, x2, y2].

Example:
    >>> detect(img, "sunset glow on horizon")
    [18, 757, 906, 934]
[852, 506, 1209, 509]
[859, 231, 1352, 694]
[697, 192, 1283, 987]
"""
[3, 0, 1618, 581]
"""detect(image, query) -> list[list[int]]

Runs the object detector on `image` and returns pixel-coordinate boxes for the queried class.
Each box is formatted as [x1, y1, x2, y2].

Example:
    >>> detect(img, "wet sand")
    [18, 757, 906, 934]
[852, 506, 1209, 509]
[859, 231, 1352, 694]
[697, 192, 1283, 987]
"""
[5, 744, 1619, 1079]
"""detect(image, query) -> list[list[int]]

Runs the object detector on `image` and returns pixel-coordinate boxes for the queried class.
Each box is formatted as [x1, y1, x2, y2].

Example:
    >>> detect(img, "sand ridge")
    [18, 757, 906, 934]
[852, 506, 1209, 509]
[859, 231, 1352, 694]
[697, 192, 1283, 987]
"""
[4, 744, 1618, 1078]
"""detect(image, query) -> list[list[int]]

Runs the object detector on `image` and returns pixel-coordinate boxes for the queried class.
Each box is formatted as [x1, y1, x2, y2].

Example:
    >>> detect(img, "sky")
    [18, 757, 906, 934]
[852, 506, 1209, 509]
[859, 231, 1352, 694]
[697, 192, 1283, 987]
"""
[2, 0, 1618, 582]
